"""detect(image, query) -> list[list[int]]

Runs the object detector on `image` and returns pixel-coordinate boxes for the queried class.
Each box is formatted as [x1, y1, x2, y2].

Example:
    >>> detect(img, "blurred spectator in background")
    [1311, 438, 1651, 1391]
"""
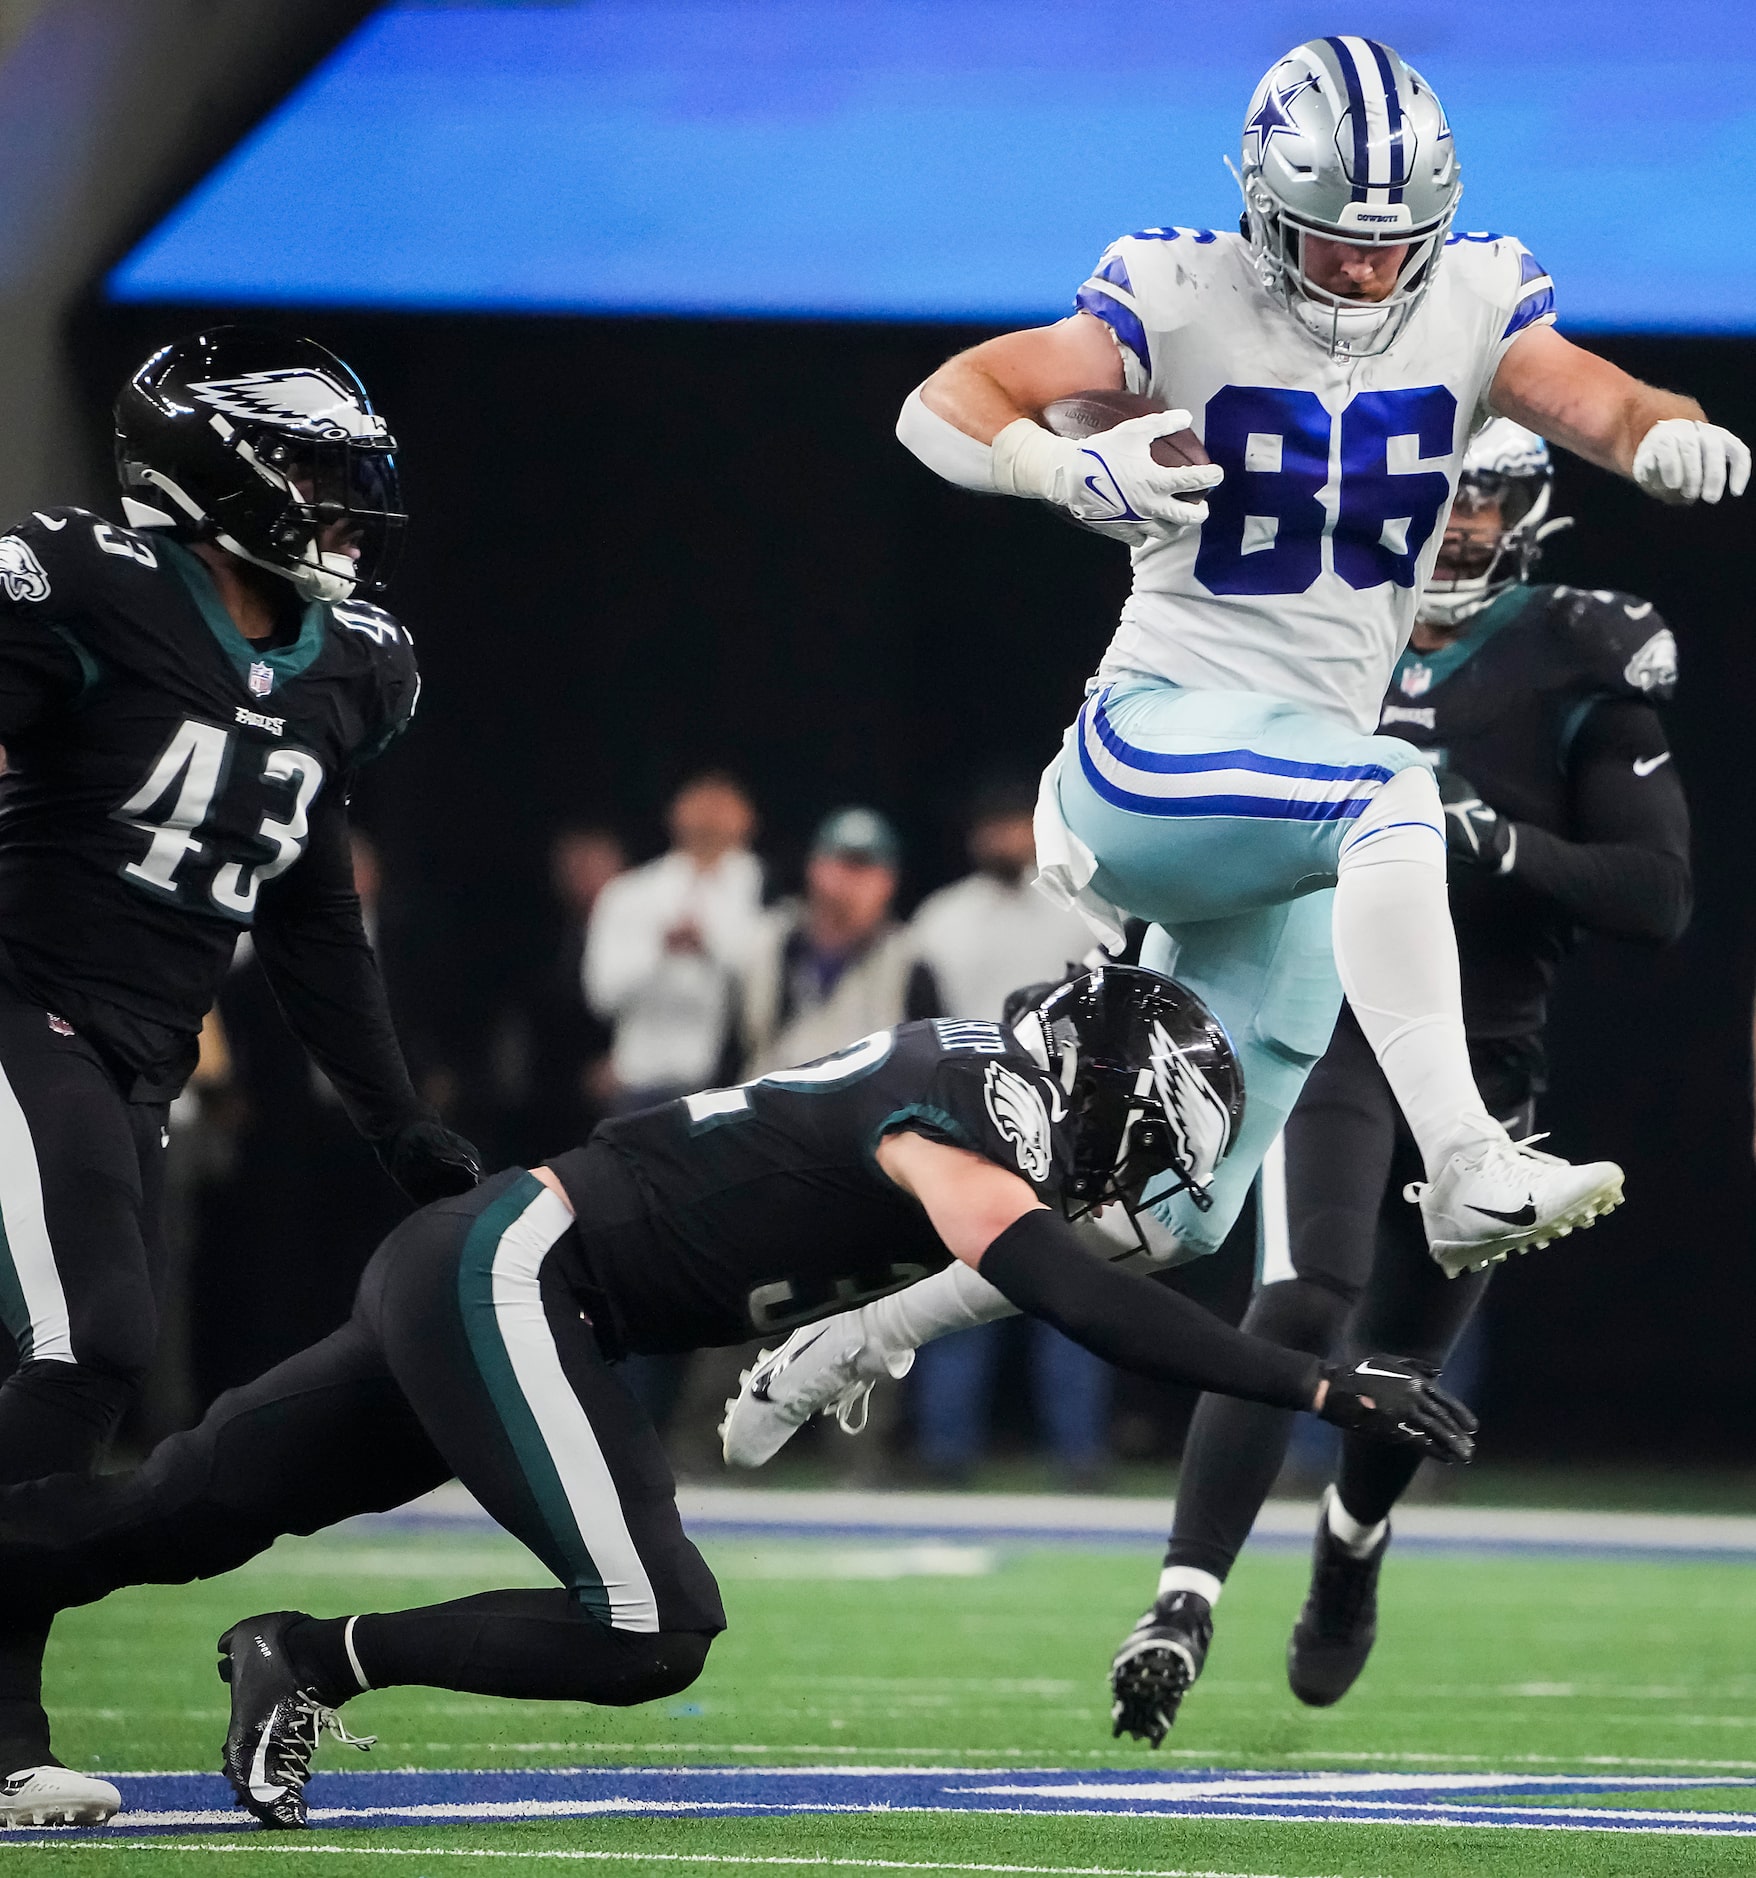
[666, 807, 934, 1476]
[906, 784, 1113, 1490]
[495, 824, 626, 1160]
[738, 807, 937, 1076]
[585, 773, 762, 1110]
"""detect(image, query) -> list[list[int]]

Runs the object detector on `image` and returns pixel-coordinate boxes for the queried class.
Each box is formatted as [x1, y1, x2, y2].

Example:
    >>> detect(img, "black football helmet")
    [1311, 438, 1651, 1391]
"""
[114, 326, 405, 603]
[1008, 964, 1244, 1232]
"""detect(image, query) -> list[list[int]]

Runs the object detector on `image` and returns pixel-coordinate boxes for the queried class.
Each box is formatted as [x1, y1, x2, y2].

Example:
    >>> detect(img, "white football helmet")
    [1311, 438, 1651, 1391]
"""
[1234, 36, 1461, 358]
[1419, 418, 1571, 628]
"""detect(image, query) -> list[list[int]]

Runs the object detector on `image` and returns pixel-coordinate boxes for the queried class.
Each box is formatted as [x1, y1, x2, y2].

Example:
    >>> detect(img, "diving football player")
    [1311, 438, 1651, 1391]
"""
[0, 329, 479, 1825]
[0, 969, 1472, 1830]
[1107, 420, 1692, 1743]
[720, 32, 1744, 1467]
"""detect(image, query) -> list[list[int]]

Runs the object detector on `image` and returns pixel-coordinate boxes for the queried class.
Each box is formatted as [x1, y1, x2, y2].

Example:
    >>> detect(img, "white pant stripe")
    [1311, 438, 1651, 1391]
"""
[0, 1056, 71, 1362]
[491, 1188, 660, 1633]
[1255, 1130, 1295, 1288]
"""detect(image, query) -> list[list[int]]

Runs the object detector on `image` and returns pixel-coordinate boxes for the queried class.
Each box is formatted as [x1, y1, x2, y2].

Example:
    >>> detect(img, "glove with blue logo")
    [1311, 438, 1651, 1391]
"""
[991, 409, 1223, 544]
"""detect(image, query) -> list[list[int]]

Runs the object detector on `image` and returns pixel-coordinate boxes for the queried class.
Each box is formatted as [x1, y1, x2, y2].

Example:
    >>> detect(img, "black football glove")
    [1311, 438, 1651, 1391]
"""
[1318, 1353, 1477, 1465]
[1436, 768, 1514, 875]
[375, 1116, 482, 1206]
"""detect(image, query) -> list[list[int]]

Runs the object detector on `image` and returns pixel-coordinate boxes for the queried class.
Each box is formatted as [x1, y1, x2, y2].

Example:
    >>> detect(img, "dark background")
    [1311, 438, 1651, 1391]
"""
[79, 303, 1756, 1463]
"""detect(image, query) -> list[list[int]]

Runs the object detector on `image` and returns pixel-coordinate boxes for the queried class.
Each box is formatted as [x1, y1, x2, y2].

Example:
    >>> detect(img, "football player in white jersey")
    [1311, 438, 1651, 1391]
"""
[719, 34, 1748, 1471]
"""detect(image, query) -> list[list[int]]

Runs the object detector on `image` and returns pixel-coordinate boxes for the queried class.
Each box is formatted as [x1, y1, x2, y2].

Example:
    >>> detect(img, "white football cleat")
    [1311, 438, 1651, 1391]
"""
[1408, 1132, 1624, 1278]
[0, 1764, 122, 1828]
[720, 1315, 913, 1469]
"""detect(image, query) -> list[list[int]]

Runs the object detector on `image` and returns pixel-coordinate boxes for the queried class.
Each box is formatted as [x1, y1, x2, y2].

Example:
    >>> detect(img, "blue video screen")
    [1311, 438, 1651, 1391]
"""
[109, 2, 1756, 331]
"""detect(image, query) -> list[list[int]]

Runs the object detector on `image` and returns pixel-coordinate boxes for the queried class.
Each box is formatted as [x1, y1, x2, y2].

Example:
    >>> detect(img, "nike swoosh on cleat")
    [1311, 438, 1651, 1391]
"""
[248, 1709, 287, 1802]
[1468, 1201, 1537, 1226]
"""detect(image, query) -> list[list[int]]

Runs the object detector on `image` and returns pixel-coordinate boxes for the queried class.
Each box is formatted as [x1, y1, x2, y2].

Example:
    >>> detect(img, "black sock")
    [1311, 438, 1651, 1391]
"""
[1164, 1278, 1352, 1582]
[1163, 1393, 1300, 1581]
[1335, 1433, 1422, 1530]
[294, 1590, 711, 1706]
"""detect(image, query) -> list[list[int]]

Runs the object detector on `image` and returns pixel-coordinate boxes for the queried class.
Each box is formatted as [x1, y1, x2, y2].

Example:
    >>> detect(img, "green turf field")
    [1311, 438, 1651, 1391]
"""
[19, 1520, 1756, 1875]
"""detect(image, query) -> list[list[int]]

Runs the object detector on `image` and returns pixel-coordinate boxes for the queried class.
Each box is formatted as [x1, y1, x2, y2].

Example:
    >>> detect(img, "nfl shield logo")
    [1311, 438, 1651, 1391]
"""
[1399, 662, 1433, 698]
[248, 661, 274, 698]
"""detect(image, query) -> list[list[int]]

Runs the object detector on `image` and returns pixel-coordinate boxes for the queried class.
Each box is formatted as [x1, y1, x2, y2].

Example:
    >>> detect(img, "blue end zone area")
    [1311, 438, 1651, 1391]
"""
[28, 1765, 1756, 1840]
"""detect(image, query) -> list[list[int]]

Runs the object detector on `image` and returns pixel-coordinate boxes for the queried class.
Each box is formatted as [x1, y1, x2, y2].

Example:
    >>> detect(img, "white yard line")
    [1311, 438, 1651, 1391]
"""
[12, 1844, 1367, 1878]
[367, 1481, 1756, 1558]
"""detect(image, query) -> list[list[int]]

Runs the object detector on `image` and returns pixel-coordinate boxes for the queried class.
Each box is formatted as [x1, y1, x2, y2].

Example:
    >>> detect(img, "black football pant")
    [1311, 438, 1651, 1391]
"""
[0, 979, 169, 1766]
[1164, 1005, 1534, 1583]
[0, 1169, 723, 1724]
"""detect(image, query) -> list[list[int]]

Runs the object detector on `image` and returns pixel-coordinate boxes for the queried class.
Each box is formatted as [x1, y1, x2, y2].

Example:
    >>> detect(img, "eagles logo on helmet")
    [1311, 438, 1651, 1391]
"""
[1010, 964, 1244, 1249]
[113, 326, 406, 605]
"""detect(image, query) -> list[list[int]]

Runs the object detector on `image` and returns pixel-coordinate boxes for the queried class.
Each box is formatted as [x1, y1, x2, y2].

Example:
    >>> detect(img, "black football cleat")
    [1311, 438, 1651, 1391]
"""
[1286, 1490, 1390, 1708]
[217, 1611, 374, 1830]
[1109, 1589, 1213, 1747]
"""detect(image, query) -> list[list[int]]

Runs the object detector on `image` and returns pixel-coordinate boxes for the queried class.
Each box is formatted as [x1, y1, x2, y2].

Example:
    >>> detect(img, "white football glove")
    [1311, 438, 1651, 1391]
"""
[991, 409, 1223, 544]
[1631, 418, 1750, 505]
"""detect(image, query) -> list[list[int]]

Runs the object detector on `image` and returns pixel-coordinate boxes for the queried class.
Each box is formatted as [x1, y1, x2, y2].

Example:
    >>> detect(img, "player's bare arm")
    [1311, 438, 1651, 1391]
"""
[1489, 322, 1749, 501]
[898, 313, 1220, 540]
[917, 313, 1124, 443]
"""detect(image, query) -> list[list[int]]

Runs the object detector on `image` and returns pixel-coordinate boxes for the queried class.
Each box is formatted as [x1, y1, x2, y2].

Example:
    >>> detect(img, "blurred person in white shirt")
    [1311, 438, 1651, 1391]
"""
[907, 783, 1113, 1491]
[910, 782, 1093, 1023]
[584, 774, 763, 1110]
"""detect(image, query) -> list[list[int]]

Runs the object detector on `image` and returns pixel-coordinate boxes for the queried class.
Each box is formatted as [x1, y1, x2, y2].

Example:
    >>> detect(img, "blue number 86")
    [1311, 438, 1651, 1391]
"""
[1192, 384, 1457, 597]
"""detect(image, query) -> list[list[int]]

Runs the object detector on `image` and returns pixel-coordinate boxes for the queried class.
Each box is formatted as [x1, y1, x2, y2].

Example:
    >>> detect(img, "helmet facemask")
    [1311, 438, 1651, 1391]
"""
[1418, 421, 1571, 628]
[1238, 171, 1455, 360]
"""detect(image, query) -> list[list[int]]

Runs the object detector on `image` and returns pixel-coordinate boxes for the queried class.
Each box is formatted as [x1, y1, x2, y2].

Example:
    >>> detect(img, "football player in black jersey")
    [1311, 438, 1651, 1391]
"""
[1105, 420, 1691, 1746]
[0, 328, 480, 1823]
[0, 968, 1473, 1829]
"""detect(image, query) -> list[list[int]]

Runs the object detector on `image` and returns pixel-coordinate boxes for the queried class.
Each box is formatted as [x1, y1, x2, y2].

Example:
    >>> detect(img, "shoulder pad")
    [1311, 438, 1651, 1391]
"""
[1544, 585, 1677, 701]
[1445, 232, 1555, 341]
[329, 598, 421, 756]
[0, 508, 158, 607]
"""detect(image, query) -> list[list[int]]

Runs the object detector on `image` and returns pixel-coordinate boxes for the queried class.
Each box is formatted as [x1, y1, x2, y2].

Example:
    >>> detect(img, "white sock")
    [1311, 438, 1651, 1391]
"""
[1333, 768, 1501, 1176]
[1156, 1565, 1223, 1607]
[856, 1260, 1017, 1371]
[1325, 1488, 1388, 1558]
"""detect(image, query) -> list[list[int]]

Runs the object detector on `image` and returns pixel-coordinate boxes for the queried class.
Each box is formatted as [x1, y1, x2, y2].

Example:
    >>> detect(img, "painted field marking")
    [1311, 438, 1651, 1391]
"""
[24, 1765, 1756, 1843]
[2, 1846, 1365, 1877]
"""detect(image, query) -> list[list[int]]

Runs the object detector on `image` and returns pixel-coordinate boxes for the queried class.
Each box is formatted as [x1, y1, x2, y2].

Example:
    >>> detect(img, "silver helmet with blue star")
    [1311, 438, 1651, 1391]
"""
[1235, 36, 1461, 358]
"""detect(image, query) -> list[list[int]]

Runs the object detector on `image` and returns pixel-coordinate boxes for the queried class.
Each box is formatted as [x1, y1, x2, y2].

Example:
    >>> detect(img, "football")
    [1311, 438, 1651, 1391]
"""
[1041, 389, 1210, 468]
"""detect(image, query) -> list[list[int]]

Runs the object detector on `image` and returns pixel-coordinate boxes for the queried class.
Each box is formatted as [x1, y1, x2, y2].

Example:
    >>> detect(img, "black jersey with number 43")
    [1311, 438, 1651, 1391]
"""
[549, 1018, 1073, 1354]
[0, 507, 417, 1092]
[1377, 580, 1684, 1052]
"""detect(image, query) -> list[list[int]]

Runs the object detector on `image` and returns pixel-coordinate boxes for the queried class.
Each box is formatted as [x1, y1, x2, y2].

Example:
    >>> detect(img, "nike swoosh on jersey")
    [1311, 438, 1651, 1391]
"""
[248, 1710, 287, 1801]
[1624, 601, 1653, 620]
[1468, 1201, 1537, 1226]
[1632, 752, 1671, 777]
[31, 512, 66, 530]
